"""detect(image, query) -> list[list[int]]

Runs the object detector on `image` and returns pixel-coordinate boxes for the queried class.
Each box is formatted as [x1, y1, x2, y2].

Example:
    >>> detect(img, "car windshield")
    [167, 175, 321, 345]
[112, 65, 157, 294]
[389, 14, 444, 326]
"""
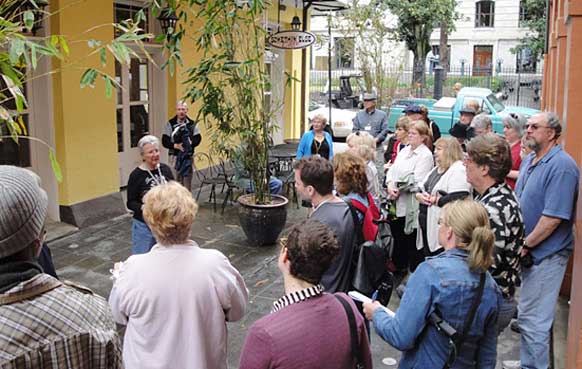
[487, 93, 505, 113]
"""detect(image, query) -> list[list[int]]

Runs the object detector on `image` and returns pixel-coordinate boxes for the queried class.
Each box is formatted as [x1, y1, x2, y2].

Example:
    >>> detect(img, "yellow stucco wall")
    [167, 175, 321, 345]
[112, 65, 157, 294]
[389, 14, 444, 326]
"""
[50, 0, 119, 205]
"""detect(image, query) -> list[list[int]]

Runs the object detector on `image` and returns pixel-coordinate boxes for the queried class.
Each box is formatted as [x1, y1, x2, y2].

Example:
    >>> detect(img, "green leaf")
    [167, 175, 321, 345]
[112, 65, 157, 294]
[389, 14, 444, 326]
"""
[30, 43, 37, 69]
[104, 75, 113, 98]
[5, 117, 18, 142]
[59, 36, 70, 55]
[23, 10, 35, 31]
[154, 34, 166, 43]
[100, 48, 107, 66]
[9, 39, 25, 64]
[80, 68, 98, 88]
[49, 148, 63, 182]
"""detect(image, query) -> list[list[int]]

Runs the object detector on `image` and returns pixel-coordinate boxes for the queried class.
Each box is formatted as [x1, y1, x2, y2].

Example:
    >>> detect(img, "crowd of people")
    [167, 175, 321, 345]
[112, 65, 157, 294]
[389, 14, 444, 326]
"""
[0, 92, 578, 369]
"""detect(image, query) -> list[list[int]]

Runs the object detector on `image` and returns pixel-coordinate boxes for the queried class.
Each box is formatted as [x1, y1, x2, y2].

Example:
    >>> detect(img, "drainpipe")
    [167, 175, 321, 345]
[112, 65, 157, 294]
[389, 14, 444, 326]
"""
[300, 1, 312, 136]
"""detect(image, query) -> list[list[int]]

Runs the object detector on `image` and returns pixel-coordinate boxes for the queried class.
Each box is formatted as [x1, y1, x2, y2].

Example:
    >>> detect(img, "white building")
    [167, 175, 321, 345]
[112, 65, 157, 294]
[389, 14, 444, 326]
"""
[310, 0, 540, 74]
[430, 0, 541, 73]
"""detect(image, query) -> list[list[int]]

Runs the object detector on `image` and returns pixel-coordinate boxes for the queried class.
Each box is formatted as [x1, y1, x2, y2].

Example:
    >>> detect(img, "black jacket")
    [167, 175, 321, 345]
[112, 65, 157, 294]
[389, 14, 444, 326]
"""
[162, 115, 202, 156]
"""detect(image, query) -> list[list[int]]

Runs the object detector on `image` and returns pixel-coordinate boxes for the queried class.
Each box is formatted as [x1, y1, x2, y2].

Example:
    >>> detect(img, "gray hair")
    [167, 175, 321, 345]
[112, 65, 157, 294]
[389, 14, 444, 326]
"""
[137, 135, 159, 155]
[503, 113, 527, 138]
[176, 100, 188, 108]
[471, 114, 492, 130]
[543, 112, 562, 139]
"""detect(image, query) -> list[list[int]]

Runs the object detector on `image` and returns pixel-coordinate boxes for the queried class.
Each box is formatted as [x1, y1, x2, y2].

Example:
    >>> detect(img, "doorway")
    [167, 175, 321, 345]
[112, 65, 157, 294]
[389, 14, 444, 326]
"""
[473, 45, 493, 76]
[115, 58, 153, 186]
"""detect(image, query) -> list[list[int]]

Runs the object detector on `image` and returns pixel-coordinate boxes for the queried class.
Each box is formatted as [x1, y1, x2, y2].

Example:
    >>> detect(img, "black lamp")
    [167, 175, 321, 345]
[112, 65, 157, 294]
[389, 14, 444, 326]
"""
[291, 15, 301, 31]
[21, 0, 49, 36]
[157, 8, 178, 35]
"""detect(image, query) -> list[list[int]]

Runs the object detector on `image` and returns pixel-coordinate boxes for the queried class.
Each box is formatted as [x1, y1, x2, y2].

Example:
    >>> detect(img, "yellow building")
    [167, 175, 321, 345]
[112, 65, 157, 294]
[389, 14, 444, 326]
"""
[1, 0, 345, 227]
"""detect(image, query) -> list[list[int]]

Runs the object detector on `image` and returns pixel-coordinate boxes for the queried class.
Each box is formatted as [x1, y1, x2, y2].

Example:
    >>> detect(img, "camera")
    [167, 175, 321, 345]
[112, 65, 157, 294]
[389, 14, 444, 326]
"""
[520, 252, 534, 269]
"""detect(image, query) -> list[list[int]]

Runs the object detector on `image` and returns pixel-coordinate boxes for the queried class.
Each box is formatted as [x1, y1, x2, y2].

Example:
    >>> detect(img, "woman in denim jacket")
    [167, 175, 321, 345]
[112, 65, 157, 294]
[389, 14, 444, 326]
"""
[364, 200, 502, 369]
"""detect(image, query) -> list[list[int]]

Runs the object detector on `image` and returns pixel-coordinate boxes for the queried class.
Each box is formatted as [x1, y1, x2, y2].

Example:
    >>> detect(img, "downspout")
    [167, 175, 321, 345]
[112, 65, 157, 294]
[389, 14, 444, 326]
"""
[300, 1, 312, 136]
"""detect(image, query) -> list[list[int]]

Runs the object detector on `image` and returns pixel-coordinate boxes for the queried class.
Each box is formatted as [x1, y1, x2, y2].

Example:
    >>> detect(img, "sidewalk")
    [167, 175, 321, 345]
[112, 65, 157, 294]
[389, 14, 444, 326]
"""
[46, 189, 565, 368]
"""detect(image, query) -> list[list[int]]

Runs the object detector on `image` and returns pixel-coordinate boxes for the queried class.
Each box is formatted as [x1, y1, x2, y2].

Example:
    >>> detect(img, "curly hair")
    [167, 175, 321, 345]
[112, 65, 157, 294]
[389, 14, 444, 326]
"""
[143, 182, 198, 245]
[285, 219, 340, 284]
[333, 152, 368, 196]
[466, 133, 512, 183]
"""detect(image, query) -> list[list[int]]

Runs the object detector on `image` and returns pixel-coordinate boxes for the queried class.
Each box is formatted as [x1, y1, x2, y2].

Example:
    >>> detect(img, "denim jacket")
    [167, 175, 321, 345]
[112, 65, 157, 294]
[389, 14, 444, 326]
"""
[373, 249, 502, 369]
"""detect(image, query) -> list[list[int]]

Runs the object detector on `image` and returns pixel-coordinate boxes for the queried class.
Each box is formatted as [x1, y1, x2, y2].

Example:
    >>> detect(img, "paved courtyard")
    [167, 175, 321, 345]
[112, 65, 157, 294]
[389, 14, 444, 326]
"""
[46, 189, 566, 368]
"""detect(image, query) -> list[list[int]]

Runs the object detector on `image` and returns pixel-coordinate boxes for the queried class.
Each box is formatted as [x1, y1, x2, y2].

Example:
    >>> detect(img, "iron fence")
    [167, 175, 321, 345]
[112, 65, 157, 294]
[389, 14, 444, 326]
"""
[309, 65, 543, 110]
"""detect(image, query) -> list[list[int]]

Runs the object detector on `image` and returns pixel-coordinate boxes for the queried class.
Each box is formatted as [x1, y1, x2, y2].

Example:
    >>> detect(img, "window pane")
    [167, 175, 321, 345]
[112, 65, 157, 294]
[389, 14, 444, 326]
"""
[114, 3, 149, 36]
[116, 108, 123, 152]
[130, 104, 149, 147]
[0, 114, 31, 167]
[130, 59, 149, 102]
[115, 61, 122, 104]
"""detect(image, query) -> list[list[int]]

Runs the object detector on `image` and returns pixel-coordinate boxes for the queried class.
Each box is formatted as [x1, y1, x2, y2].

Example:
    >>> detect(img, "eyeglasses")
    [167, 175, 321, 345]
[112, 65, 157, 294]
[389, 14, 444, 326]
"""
[526, 123, 551, 131]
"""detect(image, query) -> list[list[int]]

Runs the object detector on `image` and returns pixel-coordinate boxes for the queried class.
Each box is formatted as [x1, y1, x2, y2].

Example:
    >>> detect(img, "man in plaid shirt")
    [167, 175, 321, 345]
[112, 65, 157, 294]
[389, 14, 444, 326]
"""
[0, 166, 122, 368]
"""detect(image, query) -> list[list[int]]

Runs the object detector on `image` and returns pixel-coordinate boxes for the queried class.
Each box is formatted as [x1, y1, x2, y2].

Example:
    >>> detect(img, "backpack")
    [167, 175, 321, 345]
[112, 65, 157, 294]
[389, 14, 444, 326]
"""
[348, 193, 380, 242]
[345, 195, 394, 295]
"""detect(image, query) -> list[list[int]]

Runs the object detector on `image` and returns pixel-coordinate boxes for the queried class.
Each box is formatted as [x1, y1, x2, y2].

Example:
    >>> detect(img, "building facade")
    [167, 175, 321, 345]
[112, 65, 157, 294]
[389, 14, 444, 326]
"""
[1, 0, 310, 227]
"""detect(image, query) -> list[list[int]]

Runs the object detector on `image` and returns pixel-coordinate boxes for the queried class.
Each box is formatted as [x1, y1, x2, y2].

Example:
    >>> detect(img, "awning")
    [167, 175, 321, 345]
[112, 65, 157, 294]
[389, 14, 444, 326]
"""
[304, 0, 349, 15]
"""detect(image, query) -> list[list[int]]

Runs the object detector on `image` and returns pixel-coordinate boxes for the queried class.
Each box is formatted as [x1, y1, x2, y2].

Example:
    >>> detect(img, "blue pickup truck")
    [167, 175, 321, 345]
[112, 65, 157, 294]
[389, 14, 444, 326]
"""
[387, 87, 539, 134]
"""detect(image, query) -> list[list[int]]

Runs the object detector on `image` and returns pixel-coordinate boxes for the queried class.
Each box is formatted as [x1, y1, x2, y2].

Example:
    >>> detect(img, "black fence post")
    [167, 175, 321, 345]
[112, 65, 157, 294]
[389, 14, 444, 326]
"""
[434, 65, 444, 100]
[516, 71, 521, 106]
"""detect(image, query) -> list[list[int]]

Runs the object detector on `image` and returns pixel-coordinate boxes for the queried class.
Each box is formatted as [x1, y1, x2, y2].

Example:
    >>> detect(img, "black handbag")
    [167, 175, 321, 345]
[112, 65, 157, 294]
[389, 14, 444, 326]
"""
[334, 294, 365, 369]
[346, 200, 393, 295]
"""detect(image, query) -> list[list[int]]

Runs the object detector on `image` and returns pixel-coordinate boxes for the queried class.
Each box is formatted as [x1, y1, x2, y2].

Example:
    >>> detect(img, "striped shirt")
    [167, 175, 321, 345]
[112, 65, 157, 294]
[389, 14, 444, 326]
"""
[272, 284, 324, 312]
[0, 274, 122, 368]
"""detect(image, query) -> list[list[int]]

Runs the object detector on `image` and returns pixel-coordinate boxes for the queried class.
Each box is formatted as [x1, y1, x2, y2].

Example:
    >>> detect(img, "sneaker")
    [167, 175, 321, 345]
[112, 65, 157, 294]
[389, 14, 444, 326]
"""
[510, 320, 521, 334]
[502, 360, 521, 369]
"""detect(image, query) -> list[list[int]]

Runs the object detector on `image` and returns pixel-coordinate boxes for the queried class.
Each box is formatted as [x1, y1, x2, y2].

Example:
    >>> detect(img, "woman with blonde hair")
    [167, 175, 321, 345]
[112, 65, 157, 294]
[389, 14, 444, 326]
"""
[109, 182, 248, 369]
[416, 137, 471, 257]
[297, 114, 334, 159]
[385, 120, 434, 273]
[349, 132, 380, 197]
[364, 200, 502, 369]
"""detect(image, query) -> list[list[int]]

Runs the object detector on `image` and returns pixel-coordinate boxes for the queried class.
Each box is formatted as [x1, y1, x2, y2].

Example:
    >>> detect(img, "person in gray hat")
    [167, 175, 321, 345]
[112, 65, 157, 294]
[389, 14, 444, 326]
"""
[449, 105, 477, 148]
[353, 93, 389, 174]
[0, 165, 122, 368]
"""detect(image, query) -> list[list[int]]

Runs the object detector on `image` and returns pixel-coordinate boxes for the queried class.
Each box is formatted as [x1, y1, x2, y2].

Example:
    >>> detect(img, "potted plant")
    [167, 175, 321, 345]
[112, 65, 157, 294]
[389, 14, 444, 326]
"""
[180, 0, 288, 245]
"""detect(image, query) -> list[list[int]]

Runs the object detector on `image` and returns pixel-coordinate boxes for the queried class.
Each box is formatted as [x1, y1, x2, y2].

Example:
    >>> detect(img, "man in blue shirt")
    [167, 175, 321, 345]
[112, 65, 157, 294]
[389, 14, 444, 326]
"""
[506, 112, 579, 369]
[352, 93, 389, 175]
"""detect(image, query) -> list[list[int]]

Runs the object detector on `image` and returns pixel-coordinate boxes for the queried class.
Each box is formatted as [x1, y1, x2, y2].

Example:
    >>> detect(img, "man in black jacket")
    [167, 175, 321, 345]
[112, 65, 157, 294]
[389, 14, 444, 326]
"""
[162, 101, 202, 191]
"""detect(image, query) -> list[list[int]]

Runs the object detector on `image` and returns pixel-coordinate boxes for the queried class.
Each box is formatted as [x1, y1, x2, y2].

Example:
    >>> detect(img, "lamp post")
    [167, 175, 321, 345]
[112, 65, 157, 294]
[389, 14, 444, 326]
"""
[291, 16, 301, 31]
[157, 8, 178, 35]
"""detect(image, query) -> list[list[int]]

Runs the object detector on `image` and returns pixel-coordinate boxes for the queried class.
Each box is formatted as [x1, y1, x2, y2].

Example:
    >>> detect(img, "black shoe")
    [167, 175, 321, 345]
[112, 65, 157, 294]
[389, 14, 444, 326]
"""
[510, 320, 521, 334]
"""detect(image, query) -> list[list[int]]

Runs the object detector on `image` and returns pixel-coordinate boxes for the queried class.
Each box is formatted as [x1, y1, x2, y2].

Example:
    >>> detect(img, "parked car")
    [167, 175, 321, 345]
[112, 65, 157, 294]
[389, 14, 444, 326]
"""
[387, 87, 540, 134]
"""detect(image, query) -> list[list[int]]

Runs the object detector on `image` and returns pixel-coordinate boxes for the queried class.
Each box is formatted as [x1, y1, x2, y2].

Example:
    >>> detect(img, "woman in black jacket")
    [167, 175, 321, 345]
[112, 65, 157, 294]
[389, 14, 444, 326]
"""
[126, 135, 174, 254]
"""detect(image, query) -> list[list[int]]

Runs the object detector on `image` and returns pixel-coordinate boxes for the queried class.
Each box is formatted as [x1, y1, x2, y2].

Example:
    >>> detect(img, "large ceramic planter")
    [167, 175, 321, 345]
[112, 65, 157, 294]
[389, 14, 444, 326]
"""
[237, 194, 288, 246]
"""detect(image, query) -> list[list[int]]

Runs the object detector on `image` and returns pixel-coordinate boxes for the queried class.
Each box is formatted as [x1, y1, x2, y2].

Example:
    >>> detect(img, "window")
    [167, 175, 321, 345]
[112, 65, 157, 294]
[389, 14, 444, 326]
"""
[519, 0, 532, 27]
[475, 1, 495, 28]
[334, 37, 354, 69]
[516, 47, 538, 73]
[0, 75, 31, 167]
[114, 2, 149, 36]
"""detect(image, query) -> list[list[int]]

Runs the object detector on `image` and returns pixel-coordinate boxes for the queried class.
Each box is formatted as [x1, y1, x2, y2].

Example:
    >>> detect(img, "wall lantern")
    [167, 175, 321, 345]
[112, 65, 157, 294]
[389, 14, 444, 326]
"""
[291, 15, 302, 31]
[21, 0, 49, 35]
[157, 8, 178, 35]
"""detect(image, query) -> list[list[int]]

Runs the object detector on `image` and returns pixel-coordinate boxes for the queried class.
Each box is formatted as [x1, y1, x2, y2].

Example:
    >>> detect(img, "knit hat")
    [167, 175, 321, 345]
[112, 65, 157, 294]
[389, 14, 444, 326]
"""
[0, 166, 48, 258]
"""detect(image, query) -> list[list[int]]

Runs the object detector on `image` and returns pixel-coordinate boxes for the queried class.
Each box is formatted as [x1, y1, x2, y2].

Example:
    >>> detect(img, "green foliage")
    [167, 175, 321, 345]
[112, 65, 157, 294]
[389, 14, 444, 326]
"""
[331, 0, 399, 106]
[512, 0, 546, 61]
[0, 0, 154, 180]
[383, 0, 457, 88]
[168, 0, 279, 205]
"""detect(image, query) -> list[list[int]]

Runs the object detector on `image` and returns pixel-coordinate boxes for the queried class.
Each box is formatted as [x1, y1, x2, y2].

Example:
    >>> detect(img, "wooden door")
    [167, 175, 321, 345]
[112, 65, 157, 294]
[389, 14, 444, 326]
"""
[473, 45, 493, 76]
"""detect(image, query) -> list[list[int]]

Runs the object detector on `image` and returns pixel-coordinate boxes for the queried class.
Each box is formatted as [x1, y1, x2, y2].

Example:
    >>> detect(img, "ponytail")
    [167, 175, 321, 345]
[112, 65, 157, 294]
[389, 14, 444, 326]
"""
[467, 225, 495, 272]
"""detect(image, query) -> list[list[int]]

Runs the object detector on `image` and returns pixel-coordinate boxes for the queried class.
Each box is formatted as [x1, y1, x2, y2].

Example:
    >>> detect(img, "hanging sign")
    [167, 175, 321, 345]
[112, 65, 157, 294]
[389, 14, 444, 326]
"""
[268, 30, 316, 50]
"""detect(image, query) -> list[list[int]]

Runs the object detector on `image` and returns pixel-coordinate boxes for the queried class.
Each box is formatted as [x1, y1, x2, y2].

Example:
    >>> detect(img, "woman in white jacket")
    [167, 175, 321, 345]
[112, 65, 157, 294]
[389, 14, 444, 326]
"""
[416, 137, 471, 257]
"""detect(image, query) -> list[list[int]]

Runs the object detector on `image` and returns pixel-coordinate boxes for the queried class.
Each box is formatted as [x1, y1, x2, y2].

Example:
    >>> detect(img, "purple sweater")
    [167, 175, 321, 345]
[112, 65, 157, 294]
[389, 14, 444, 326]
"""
[239, 293, 372, 369]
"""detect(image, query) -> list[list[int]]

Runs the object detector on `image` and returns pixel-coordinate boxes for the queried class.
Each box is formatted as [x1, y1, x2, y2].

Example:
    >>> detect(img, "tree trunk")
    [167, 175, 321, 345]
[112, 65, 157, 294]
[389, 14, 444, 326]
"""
[439, 22, 449, 81]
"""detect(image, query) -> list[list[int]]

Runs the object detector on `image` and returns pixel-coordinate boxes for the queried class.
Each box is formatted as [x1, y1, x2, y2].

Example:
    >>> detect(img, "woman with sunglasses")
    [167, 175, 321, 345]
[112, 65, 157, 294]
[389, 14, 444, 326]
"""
[363, 200, 502, 369]
[502, 113, 526, 189]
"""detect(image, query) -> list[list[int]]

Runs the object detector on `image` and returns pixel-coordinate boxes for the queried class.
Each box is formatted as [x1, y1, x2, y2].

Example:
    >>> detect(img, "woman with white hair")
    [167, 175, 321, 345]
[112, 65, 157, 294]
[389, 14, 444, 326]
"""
[126, 135, 174, 254]
[109, 182, 248, 369]
[502, 113, 526, 189]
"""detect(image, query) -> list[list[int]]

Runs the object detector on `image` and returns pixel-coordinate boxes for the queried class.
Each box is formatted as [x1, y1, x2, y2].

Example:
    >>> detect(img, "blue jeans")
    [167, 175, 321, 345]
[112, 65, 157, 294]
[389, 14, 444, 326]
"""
[131, 219, 156, 255]
[496, 295, 517, 335]
[518, 251, 569, 369]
